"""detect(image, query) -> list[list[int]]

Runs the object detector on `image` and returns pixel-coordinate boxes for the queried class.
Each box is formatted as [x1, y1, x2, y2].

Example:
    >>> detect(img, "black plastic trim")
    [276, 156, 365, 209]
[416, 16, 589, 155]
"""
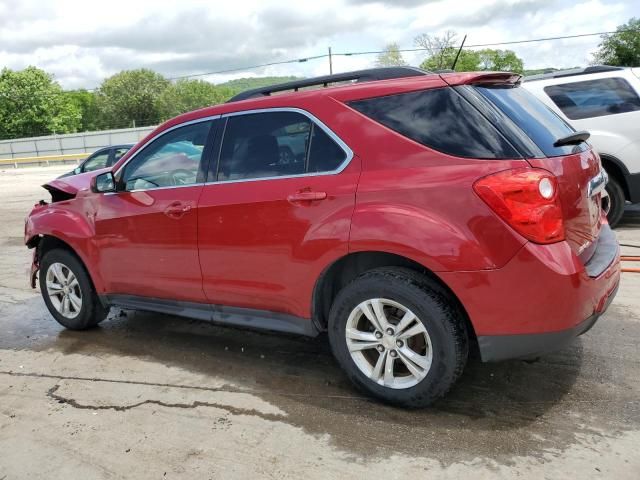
[478, 283, 618, 362]
[102, 294, 320, 337]
[626, 172, 640, 203]
[228, 67, 429, 102]
[584, 224, 619, 278]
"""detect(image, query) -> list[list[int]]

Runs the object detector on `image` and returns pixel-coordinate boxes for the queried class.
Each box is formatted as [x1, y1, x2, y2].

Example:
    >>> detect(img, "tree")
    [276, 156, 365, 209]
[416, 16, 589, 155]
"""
[415, 32, 480, 71]
[157, 79, 235, 119]
[65, 90, 100, 131]
[95, 69, 170, 129]
[0, 66, 81, 139]
[477, 49, 524, 73]
[375, 43, 408, 67]
[592, 18, 640, 66]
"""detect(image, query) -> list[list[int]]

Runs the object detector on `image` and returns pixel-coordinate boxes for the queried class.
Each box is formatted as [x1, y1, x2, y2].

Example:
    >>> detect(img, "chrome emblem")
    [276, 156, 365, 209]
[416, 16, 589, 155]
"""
[587, 170, 608, 198]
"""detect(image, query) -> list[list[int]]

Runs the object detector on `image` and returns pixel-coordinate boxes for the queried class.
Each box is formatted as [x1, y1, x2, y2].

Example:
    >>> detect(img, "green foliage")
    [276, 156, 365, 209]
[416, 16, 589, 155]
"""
[95, 69, 170, 128]
[419, 48, 479, 71]
[218, 76, 300, 92]
[593, 18, 640, 66]
[477, 49, 524, 73]
[158, 79, 235, 119]
[65, 90, 101, 131]
[376, 43, 408, 67]
[0, 66, 81, 139]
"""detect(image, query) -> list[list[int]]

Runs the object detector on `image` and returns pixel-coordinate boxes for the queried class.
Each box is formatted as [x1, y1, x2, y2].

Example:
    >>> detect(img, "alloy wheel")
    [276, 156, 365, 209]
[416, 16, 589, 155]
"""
[45, 262, 82, 319]
[345, 298, 433, 389]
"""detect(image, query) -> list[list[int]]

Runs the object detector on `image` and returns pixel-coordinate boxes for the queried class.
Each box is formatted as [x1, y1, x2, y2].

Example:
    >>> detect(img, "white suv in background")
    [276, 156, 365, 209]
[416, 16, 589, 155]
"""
[524, 66, 640, 227]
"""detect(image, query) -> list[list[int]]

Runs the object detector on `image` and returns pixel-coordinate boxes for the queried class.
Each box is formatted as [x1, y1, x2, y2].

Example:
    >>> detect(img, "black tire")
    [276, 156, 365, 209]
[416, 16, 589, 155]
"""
[39, 248, 109, 330]
[328, 267, 468, 407]
[605, 175, 625, 228]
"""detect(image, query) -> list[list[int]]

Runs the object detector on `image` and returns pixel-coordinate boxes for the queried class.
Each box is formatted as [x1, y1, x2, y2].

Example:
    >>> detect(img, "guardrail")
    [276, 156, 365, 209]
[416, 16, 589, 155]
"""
[0, 153, 88, 168]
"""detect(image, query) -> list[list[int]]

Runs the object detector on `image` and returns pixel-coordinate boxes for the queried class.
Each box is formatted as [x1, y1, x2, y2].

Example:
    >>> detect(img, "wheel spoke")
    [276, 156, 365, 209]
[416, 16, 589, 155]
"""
[370, 299, 390, 331]
[68, 292, 82, 311]
[397, 323, 427, 340]
[348, 340, 380, 352]
[46, 281, 64, 293]
[67, 271, 76, 285]
[397, 349, 426, 379]
[61, 295, 70, 315]
[383, 350, 395, 386]
[359, 301, 384, 332]
[395, 310, 416, 335]
[346, 328, 378, 342]
[52, 263, 65, 283]
[370, 350, 386, 383]
[398, 346, 431, 370]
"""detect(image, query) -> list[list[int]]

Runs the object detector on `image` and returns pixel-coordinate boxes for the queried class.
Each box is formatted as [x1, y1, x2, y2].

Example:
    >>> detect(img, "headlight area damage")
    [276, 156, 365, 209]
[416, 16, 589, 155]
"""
[25, 172, 100, 287]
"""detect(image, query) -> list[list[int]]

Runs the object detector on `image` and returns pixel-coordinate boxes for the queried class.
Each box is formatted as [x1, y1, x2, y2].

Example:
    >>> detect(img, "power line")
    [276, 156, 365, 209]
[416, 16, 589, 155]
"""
[0, 26, 637, 100]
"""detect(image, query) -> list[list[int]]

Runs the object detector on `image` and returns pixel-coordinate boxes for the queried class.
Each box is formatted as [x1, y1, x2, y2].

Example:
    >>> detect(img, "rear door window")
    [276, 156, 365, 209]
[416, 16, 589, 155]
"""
[217, 111, 347, 181]
[348, 88, 520, 159]
[543, 77, 640, 120]
[475, 85, 580, 157]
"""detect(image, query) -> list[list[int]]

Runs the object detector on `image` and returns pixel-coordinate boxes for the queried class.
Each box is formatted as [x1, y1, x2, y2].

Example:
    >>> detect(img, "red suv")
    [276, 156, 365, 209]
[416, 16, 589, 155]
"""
[25, 67, 620, 407]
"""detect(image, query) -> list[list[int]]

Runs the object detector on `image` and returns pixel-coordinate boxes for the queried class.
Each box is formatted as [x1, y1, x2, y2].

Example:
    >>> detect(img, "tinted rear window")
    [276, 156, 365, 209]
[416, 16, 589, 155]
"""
[543, 77, 640, 120]
[348, 88, 520, 159]
[476, 85, 581, 157]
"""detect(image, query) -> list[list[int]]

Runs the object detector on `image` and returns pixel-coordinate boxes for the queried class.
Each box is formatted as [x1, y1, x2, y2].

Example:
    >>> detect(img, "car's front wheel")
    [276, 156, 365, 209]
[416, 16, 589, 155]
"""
[39, 248, 109, 330]
[328, 267, 468, 407]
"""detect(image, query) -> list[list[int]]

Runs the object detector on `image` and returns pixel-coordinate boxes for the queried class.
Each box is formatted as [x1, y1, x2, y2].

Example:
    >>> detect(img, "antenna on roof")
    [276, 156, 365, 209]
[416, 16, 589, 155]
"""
[450, 34, 467, 71]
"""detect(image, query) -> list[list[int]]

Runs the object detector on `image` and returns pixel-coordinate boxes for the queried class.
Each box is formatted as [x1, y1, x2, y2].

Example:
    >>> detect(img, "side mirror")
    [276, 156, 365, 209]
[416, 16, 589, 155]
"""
[92, 172, 116, 193]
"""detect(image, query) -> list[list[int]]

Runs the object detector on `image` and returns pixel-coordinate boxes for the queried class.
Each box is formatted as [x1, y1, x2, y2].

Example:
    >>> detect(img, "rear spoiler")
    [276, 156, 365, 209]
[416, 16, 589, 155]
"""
[440, 72, 522, 87]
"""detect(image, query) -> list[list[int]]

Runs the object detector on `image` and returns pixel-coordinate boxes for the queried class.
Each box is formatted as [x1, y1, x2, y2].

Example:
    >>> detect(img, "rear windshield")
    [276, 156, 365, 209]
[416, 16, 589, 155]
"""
[475, 85, 583, 157]
[348, 88, 520, 159]
[543, 77, 640, 120]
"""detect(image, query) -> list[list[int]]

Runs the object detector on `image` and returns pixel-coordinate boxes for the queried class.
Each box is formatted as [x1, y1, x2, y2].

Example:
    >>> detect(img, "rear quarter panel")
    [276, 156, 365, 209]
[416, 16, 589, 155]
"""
[319, 97, 529, 272]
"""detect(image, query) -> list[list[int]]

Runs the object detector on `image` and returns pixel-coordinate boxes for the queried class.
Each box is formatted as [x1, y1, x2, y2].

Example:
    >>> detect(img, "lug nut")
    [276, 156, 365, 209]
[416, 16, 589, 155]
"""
[376, 345, 385, 353]
[396, 340, 404, 348]
[390, 350, 398, 358]
[385, 328, 394, 336]
[374, 331, 383, 339]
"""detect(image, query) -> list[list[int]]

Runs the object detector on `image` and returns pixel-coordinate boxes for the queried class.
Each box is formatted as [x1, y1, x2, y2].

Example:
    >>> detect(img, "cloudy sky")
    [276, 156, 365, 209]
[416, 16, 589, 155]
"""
[0, 0, 637, 89]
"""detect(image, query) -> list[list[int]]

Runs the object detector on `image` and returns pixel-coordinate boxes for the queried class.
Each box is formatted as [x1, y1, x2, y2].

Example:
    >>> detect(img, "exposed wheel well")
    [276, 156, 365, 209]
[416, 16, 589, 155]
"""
[600, 155, 630, 200]
[312, 251, 477, 351]
[31, 235, 98, 292]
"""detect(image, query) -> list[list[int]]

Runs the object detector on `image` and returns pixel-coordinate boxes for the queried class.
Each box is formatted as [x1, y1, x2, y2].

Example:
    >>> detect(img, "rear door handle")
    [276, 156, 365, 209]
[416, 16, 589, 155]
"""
[287, 191, 327, 203]
[164, 201, 192, 218]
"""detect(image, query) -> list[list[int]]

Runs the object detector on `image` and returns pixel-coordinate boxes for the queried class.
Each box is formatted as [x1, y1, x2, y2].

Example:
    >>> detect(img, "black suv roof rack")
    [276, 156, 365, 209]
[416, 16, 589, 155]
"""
[523, 65, 624, 82]
[227, 67, 429, 102]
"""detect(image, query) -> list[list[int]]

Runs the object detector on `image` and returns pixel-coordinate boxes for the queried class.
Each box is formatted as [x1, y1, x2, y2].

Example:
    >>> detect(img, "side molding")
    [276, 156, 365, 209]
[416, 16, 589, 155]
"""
[103, 294, 320, 337]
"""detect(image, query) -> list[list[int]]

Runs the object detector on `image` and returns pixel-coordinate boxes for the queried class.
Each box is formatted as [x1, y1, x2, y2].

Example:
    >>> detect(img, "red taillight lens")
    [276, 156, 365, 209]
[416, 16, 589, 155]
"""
[473, 168, 565, 244]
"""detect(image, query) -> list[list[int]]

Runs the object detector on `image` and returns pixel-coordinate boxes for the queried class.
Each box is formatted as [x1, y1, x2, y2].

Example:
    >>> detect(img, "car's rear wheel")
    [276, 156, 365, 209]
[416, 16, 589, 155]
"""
[328, 267, 468, 407]
[39, 248, 109, 330]
[604, 175, 625, 228]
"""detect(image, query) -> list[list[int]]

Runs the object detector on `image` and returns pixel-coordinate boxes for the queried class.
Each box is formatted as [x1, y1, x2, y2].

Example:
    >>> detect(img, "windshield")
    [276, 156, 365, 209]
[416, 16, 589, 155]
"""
[475, 85, 585, 158]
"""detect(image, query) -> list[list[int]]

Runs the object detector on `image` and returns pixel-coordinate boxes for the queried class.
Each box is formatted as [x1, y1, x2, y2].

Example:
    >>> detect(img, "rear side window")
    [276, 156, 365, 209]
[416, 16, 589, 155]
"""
[348, 88, 520, 159]
[476, 85, 580, 157]
[218, 111, 347, 181]
[543, 77, 640, 120]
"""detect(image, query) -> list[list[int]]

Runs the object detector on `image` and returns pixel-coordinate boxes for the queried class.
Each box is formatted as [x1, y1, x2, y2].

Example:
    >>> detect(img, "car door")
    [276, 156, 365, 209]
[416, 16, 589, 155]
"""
[197, 109, 359, 319]
[94, 118, 217, 302]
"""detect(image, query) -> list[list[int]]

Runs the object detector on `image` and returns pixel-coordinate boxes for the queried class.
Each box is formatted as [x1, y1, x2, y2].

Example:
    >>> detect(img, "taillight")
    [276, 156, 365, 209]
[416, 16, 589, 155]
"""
[473, 168, 565, 244]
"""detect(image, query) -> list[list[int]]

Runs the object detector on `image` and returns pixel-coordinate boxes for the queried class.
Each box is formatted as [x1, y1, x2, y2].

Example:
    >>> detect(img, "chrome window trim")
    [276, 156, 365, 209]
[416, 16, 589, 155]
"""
[207, 107, 354, 185]
[109, 107, 355, 193]
[112, 115, 221, 179]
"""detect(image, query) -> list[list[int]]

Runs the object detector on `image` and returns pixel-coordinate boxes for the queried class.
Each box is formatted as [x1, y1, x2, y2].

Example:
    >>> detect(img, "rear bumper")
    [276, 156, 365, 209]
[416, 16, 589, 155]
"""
[477, 282, 618, 361]
[440, 224, 621, 361]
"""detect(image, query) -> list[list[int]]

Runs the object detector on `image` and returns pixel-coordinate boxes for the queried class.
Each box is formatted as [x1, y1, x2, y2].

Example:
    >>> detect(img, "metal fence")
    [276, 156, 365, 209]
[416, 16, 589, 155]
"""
[0, 126, 156, 167]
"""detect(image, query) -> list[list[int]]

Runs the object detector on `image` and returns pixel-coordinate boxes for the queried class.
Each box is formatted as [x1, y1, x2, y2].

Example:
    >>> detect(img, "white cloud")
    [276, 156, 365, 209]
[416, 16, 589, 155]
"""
[0, 0, 635, 88]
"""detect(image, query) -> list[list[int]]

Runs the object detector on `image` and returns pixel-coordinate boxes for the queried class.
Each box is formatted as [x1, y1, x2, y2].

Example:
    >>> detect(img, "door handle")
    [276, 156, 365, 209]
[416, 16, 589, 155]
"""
[164, 202, 192, 218]
[287, 191, 327, 203]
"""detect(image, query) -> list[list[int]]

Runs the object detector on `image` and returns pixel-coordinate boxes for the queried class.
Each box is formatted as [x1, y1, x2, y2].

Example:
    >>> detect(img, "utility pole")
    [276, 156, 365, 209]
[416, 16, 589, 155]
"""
[328, 47, 333, 75]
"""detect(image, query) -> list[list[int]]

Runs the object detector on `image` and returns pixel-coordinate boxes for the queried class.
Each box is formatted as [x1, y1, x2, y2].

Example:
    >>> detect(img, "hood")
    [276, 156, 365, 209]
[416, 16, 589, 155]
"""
[43, 167, 109, 201]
